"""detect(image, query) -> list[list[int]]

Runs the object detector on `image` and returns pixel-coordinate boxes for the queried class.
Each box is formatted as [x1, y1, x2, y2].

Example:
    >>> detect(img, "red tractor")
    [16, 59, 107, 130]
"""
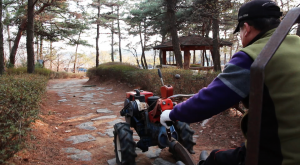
[113, 69, 196, 165]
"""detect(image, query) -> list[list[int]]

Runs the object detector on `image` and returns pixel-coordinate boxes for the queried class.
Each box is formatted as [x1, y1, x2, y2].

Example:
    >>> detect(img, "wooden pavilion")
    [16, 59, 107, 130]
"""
[153, 35, 233, 69]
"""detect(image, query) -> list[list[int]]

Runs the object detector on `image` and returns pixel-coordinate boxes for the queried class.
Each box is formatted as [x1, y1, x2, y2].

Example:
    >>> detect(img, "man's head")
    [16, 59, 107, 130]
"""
[234, 0, 282, 46]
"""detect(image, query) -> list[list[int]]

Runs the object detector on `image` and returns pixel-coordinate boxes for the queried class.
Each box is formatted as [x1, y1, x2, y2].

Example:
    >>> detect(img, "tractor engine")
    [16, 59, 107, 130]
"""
[120, 89, 178, 152]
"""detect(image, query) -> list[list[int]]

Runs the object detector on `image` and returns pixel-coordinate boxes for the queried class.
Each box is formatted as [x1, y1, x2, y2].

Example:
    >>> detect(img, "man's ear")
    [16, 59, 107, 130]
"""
[243, 22, 251, 37]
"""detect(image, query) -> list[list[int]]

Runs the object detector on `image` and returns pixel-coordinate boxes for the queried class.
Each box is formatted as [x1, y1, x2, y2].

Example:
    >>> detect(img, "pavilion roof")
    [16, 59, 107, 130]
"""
[153, 35, 233, 50]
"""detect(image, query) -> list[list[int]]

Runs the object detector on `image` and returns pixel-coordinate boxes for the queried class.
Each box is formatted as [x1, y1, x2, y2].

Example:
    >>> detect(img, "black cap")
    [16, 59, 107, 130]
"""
[233, 0, 282, 34]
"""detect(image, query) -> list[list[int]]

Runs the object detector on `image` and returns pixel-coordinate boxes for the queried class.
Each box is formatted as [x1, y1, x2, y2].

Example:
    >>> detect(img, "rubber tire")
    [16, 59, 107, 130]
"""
[174, 121, 196, 154]
[113, 123, 137, 165]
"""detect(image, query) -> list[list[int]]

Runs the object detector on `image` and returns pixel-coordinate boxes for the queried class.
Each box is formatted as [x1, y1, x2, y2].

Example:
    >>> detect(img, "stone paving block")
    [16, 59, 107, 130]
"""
[105, 128, 115, 137]
[112, 102, 123, 106]
[153, 158, 176, 165]
[97, 132, 106, 136]
[58, 99, 67, 102]
[96, 87, 106, 91]
[107, 119, 124, 127]
[96, 108, 112, 114]
[67, 150, 92, 161]
[107, 158, 116, 165]
[76, 122, 96, 130]
[91, 115, 117, 121]
[101, 92, 113, 94]
[67, 113, 94, 120]
[79, 94, 95, 98]
[62, 147, 81, 154]
[66, 134, 96, 144]
[145, 147, 162, 158]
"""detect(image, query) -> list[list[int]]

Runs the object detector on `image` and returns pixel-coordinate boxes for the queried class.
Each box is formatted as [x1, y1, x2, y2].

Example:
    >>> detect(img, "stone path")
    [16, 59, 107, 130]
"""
[48, 79, 179, 165]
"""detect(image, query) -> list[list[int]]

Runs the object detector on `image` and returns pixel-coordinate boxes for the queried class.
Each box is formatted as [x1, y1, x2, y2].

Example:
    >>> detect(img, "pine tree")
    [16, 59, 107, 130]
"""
[0, 0, 4, 74]
[27, 0, 35, 73]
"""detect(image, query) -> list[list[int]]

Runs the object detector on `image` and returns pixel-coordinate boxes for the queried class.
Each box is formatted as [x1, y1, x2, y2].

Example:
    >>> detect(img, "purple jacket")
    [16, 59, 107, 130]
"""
[169, 51, 253, 123]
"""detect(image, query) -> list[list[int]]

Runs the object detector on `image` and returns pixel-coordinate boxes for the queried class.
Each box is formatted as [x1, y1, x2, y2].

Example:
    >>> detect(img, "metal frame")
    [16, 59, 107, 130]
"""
[246, 8, 300, 165]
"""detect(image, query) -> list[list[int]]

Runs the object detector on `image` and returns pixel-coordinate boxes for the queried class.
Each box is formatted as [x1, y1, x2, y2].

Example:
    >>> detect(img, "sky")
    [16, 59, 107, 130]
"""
[4, 0, 299, 68]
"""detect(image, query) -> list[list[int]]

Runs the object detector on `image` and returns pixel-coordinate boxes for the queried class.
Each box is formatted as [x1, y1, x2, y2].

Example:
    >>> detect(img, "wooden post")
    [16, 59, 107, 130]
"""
[184, 50, 191, 69]
[163, 50, 167, 65]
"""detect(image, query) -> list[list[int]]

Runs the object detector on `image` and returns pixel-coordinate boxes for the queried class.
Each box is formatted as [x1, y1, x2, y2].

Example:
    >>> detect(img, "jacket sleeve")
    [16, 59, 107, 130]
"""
[169, 51, 253, 123]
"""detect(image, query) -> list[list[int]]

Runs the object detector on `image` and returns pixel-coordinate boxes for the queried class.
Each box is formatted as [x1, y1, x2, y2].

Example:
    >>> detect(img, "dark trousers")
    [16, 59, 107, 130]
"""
[199, 144, 246, 165]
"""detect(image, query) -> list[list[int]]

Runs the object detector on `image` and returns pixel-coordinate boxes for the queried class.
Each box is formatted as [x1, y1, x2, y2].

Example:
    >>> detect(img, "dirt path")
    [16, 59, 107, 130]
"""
[9, 78, 245, 165]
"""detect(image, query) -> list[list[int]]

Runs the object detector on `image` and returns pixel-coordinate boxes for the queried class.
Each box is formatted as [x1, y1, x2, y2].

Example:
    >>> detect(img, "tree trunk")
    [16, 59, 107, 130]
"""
[211, 17, 221, 71]
[205, 20, 211, 38]
[202, 50, 204, 66]
[57, 54, 59, 72]
[73, 32, 81, 73]
[27, 0, 35, 73]
[36, 36, 39, 60]
[117, 5, 122, 62]
[0, 0, 4, 75]
[9, 2, 51, 67]
[40, 35, 43, 60]
[96, 0, 100, 67]
[297, 24, 300, 36]
[166, 0, 182, 68]
[139, 23, 146, 69]
[159, 34, 166, 65]
[204, 51, 209, 66]
[50, 40, 53, 70]
[193, 50, 196, 64]
[10, 18, 27, 67]
[111, 7, 114, 62]
[7, 25, 11, 54]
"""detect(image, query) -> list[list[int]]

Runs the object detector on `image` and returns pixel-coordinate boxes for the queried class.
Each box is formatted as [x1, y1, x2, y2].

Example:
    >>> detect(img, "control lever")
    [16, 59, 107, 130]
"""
[158, 69, 164, 86]
[166, 121, 173, 141]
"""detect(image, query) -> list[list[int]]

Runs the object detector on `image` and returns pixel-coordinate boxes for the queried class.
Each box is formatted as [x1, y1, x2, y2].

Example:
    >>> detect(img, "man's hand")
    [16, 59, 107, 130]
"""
[160, 110, 172, 128]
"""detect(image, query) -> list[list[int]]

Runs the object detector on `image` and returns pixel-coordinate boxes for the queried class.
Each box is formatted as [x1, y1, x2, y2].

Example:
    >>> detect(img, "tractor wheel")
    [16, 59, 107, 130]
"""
[113, 123, 137, 165]
[174, 121, 196, 154]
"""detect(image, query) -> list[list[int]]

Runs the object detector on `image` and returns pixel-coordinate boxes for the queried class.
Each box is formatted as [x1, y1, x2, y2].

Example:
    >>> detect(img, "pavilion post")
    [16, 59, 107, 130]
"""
[162, 50, 167, 65]
[184, 50, 191, 69]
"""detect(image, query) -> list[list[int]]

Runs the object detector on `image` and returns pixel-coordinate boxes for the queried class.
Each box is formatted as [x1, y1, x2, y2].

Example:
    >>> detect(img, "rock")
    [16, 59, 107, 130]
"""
[133, 136, 140, 141]
[176, 161, 185, 165]
[66, 134, 96, 144]
[97, 132, 106, 136]
[145, 147, 162, 158]
[58, 99, 67, 102]
[153, 158, 176, 165]
[76, 122, 96, 130]
[91, 115, 117, 121]
[67, 150, 92, 161]
[96, 108, 112, 114]
[96, 87, 106, 91]
[101, 92, 113, 94]
[62, 147, 81, 154]
[112, 102, 123, 106]
[105, 128, 115, 137]
[107, 119, 124, 126]
[107, 158, 116, 165]
[79, 94, 95, 98]
[201, 119, 210, 127]
[82, 85, 96, 87]
[67, 113, 94, 120]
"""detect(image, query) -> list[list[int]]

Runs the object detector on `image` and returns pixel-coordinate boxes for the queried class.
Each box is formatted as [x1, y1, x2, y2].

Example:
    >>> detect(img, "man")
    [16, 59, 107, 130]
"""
[160, 1, 300, 165]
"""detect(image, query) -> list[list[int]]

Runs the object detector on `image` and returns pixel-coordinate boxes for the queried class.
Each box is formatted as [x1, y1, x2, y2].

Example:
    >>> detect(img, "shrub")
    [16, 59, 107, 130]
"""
[0, 74, 48, 163]
[51, 72, 86, 79]
[6, 67, 52, 77]
[87, 62, 139, 81]
[190, 64, 202, 67]
[87, 63, 219, 95]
